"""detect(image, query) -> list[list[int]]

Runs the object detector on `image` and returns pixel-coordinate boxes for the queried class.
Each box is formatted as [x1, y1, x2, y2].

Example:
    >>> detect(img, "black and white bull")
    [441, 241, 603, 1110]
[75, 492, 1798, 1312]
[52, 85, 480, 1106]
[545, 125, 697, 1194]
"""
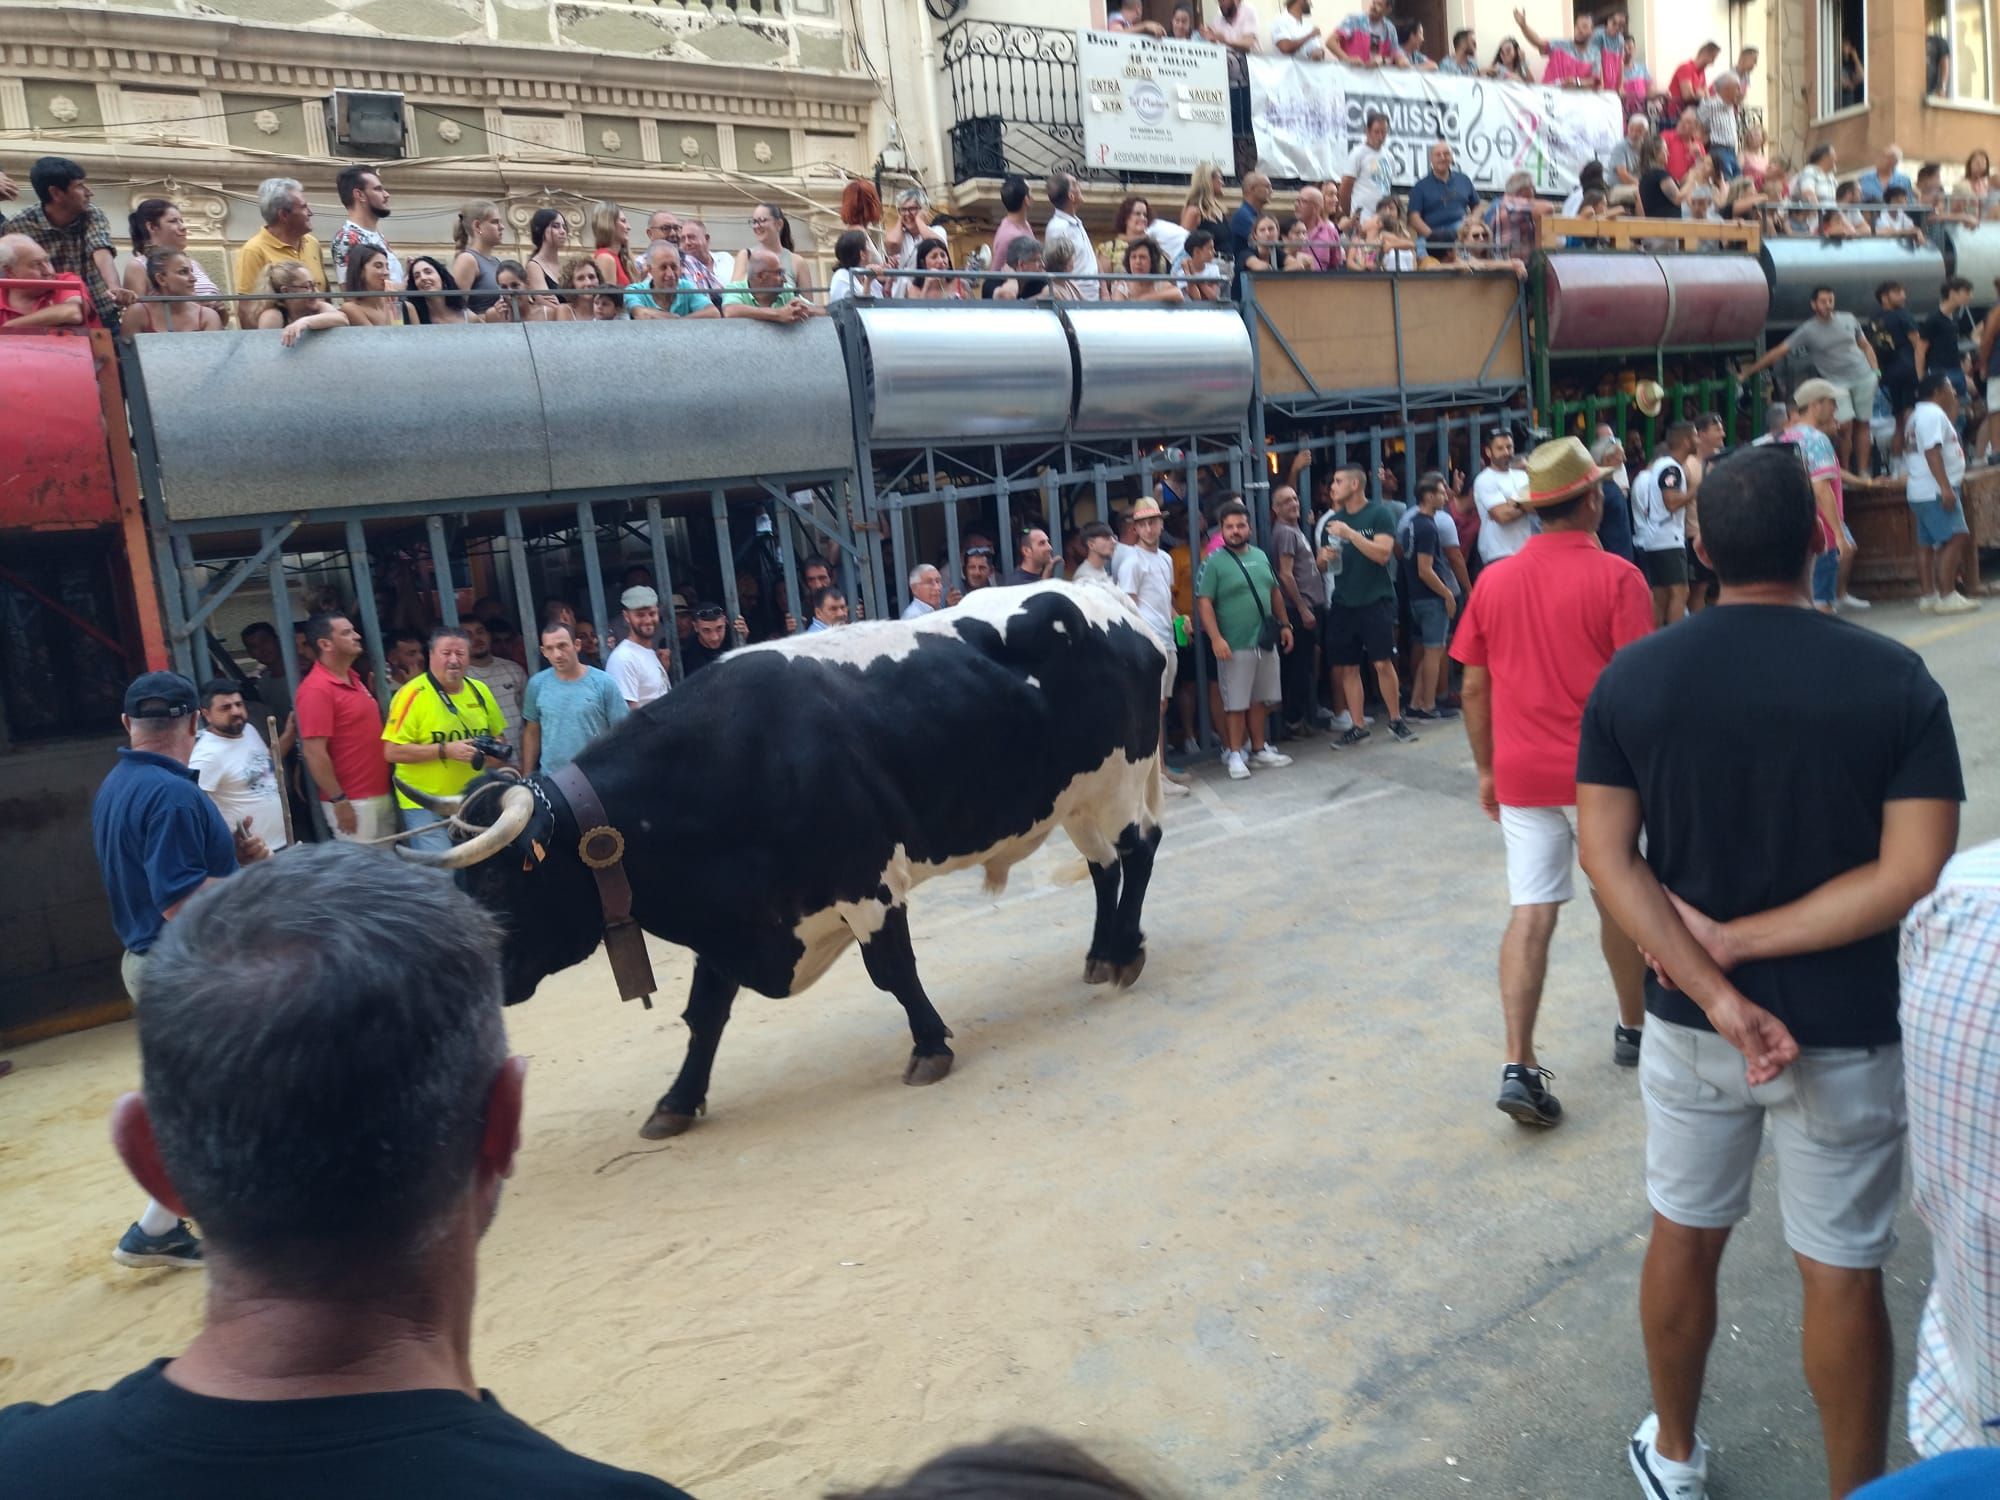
[398, 582, 1167, 1139]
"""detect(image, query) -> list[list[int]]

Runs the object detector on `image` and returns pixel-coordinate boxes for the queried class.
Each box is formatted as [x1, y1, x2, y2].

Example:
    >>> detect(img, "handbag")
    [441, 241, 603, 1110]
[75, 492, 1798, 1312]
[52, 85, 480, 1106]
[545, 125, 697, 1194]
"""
[1223, 547, 1284, 651]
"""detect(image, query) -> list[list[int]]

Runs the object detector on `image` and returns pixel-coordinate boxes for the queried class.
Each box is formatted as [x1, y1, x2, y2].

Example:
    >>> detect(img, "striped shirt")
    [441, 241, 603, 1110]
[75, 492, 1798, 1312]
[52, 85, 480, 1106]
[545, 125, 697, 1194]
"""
[1901, 838, 2000, 1456]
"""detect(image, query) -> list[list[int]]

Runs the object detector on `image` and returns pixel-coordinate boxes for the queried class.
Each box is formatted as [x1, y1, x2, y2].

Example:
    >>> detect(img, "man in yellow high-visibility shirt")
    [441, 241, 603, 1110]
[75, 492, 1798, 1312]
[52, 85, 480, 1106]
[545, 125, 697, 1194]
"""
[382, 626, 510, 852]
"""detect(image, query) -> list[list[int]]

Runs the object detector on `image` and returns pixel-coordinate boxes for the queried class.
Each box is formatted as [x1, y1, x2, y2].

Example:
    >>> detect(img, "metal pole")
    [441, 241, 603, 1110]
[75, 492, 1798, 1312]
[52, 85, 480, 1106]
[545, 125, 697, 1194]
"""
[941, 485, 963, 596]
[171, 534, 211, 684]
[710, 489, 741, 628]
[1043, 470, 1061, 576]
[264, 546, 319, 829]
[578, 500, 609, 648]
[425, 515, 459, 629]
[345, 519, 392, 715]
[645, 498, 683, 670]
[995, 472, 1014, 574]
[889, 488, 913, 617]
[502, 507, 538, 658]
[773, 498, 800, 640]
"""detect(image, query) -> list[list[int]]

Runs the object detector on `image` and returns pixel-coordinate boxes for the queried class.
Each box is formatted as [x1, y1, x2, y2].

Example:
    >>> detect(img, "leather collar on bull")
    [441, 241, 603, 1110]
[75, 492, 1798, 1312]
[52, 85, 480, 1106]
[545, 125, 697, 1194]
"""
[546, 762, 657, 1008]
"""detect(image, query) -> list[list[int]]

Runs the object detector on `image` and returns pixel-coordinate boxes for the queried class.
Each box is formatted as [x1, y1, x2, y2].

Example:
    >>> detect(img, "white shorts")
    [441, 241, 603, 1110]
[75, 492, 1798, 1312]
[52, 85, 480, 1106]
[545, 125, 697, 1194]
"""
[1159, 641, 1178, 701]
[1499, 804, 1578, 906]
[1217, 645, 1280, 712]
[327, 792, 397, 843]
[1641, 1017, 1905, 1268]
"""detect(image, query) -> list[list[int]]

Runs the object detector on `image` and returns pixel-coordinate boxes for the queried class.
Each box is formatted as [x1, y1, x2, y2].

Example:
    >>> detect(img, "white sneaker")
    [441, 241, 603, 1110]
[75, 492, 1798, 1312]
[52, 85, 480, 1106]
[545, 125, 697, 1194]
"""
[1839, 593, 1872, 610]
[1628, 1414, 1709, 1500]
[1918, 594, 1941, 614]
[1181, 736, 1199, 757]
[1938, 592, 1982, 614]
[1249, 746, 1293, 769]
[1160, 776, 1189, 797]
[1329, 711, 1353, 732]
[1225, 751, 1250, 781]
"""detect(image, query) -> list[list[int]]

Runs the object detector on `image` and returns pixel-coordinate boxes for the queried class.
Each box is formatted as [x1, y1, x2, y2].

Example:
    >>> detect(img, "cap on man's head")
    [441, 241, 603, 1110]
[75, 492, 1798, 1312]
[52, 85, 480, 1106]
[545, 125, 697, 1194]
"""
[620, 585, 660, 610]
[124, 671, 198, 720]
[1793, 378, 1842, 408]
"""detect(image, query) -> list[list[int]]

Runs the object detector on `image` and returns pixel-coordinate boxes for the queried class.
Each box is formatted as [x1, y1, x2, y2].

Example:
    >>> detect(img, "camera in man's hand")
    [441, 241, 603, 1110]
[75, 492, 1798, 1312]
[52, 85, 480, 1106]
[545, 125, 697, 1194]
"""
[468, 735, 514, 770]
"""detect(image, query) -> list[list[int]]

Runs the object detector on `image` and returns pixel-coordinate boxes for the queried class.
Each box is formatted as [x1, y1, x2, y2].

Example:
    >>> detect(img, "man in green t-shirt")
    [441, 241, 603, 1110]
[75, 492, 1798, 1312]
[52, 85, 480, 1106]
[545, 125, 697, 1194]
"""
[1319, 465, 1416, 747]
[1196, 497, 1296, 782]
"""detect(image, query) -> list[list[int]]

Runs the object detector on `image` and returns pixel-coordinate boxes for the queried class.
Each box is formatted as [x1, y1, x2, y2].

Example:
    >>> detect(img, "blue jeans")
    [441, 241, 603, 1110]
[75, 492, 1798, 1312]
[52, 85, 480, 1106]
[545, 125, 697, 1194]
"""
[1709, 145, 1740, 181]
[400, 804, 452, 852]
[1812, 546, 1840, 604]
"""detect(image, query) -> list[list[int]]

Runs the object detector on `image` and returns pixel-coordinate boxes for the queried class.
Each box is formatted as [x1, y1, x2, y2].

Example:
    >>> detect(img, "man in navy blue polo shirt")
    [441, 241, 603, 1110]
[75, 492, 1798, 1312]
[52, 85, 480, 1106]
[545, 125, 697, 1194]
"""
[1407, 141, 1480, 252]
[92, 670, 267, 1270]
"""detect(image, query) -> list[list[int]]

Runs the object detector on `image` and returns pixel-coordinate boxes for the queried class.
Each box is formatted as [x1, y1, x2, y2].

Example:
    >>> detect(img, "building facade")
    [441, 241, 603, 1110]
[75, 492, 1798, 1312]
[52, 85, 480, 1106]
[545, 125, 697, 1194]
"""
[0, 1, 924, 290]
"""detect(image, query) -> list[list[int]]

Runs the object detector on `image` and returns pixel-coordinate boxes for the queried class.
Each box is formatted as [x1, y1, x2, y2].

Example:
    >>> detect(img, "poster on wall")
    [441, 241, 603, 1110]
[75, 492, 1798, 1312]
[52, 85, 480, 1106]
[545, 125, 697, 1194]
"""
[1247, 56, 1623, 195]
[1078, 28, 1232, 175]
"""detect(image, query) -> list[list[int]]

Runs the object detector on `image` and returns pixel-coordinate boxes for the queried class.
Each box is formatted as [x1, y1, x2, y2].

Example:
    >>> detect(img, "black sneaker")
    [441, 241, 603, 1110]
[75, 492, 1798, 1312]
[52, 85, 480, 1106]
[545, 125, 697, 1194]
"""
[1429, 703, 1460, 720]
[1614, 1024, 1644, 1068]
[1405, 705, 1438, 721]
[113, 1218, 204, 1270]
[1387, 718, 1419, 744]
[1333, 725, 1371, 748]
[1496, 1064, 1562, 1127]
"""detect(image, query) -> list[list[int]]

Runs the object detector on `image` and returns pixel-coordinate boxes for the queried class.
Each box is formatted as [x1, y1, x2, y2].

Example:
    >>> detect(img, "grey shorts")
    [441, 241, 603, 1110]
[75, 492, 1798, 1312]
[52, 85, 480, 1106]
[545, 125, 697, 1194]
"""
[1216, 644, 1280, 712]
[1640, 1016, 1905, 1269]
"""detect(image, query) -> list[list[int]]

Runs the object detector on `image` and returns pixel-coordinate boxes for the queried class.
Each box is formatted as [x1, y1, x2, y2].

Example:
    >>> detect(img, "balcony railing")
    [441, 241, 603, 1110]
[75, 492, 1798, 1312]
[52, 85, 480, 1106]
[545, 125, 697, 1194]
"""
[942, 20, 1204, 188]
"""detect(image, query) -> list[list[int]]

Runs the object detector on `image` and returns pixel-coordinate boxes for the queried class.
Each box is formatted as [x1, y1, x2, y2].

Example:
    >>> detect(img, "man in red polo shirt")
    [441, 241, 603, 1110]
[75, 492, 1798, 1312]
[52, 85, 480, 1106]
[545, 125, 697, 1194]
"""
[1668, 41, 1720, 118]
[0, 233, 91, 332]
[294, 611, 393, 841]
[1451, 437, 1654, 1129]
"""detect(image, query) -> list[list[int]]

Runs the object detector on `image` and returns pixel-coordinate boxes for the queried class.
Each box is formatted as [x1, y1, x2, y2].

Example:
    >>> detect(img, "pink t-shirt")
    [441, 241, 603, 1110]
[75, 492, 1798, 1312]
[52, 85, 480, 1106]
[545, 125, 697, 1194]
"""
[990, 217, 1034, 277]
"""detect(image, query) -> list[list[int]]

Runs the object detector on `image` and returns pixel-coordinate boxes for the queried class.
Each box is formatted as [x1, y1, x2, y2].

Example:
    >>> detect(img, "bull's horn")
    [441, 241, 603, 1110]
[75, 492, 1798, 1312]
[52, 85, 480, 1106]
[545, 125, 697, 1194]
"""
[393, 777, 463, 817]
[395, 784, 536, 869]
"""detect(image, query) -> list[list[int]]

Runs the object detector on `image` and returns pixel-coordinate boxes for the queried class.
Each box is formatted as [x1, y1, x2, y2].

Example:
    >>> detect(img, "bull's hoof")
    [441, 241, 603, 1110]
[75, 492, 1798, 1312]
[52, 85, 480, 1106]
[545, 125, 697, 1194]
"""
[1113, 949, 1148, 989]
[639, 1107, 700, 1140]
[1083, 957, 1114, 985]
[903, 1050, 955, 1087]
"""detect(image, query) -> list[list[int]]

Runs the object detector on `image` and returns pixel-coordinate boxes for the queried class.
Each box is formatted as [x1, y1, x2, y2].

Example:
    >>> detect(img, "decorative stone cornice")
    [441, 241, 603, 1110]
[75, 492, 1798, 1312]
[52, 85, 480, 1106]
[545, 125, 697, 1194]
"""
[0, 6, 876, 126]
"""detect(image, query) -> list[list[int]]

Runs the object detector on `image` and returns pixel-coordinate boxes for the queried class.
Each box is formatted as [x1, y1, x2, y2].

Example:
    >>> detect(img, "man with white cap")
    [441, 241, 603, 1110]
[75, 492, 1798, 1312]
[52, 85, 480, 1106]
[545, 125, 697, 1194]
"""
[1113, 496, 1190, 797]
[1785, 378, 1860, 614]
[1450, 437, 1654, 1128]
[605, 585, 672, 709]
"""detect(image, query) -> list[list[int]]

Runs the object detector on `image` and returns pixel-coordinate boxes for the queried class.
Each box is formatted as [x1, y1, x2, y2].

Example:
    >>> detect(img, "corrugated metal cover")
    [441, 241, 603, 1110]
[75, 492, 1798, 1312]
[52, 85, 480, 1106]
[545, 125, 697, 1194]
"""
[526, 319, 852, 489]
[1066, 306, 1252, 433]
[1659, 255, 1769, 347]
[136, 320, 855, 523]
[1760, 236, 1947, 328]
[1544, 253, 1669, 351]
[855, 305, 1073, 442]
[1945, 222, 2000, 301]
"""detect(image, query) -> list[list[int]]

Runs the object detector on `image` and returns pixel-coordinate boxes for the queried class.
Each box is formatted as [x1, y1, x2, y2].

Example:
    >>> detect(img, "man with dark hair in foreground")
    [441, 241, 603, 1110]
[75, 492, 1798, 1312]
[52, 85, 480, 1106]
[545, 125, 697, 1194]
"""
[1577, 443, 1962, 1500]
[0, 844, 695, 1498]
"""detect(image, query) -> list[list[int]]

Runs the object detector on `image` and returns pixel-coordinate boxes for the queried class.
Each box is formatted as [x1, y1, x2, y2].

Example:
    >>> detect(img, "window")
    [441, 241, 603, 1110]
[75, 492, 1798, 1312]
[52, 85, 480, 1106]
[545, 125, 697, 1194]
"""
[1818, 0, 1866, 115]
[1927, 0, 1993, 103]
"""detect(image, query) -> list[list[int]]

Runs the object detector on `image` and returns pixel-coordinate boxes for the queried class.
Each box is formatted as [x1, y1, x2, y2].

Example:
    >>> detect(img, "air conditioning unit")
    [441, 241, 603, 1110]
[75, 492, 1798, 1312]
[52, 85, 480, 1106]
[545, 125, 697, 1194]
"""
[326, 89, 407, 158]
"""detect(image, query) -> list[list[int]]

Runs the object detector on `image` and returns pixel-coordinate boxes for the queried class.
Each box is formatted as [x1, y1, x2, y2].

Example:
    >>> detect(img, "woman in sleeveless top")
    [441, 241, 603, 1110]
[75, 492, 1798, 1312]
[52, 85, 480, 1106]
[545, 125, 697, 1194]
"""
[524, 208, 571, 295]
[127, 249, 223, 334]
[123, 198, 227, 323]
[450, 199, 505, 314]
[746, 202, 811, 293]
[590, 200, 634, 286]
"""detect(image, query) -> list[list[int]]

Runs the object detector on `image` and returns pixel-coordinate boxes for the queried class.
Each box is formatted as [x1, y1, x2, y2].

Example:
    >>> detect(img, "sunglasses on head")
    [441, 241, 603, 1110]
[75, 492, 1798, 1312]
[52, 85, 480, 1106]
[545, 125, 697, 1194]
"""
[966, 546, 996, 559]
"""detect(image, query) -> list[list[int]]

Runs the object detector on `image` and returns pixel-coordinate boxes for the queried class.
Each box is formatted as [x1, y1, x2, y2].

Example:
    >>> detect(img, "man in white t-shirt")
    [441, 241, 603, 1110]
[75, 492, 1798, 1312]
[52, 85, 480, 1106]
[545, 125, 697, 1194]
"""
[189, 680, 292, 851]
[1630, 421, 1697, 626]
[1341, 110, 1394, 222]
[1905, 373, 1981, 615]
[1112, 497, 1189, 797]
[605, 586, 672, 708]
[1471, 429, 1537, 564]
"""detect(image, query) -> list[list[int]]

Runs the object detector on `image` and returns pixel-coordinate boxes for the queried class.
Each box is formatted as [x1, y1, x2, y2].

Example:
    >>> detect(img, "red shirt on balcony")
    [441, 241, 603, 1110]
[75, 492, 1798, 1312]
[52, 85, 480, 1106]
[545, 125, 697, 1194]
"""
[0, 271, 94, 332]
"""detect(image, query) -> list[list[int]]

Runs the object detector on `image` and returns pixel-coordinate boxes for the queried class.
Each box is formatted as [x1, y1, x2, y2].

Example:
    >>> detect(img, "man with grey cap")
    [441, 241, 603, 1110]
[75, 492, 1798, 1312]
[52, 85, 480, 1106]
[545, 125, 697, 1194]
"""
[606, 585, 672, 709]
[92, 670, 269, 1270]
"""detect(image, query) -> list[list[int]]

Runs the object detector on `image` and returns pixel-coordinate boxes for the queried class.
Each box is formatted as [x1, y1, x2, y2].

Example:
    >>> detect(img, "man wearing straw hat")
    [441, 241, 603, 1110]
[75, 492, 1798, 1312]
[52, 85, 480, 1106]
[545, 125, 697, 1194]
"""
[1451, 437, 1655, 1128]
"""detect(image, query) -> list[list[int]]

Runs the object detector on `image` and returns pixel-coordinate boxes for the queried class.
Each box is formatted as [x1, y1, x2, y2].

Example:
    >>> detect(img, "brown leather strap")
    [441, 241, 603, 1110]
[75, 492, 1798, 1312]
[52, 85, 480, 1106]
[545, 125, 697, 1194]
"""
[550, 763, 657, 1007]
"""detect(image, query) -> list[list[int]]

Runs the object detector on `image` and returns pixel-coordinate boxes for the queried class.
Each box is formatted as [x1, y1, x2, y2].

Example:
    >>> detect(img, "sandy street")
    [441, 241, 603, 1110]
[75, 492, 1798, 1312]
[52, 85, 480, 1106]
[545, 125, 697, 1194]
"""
[2, 601, 1994, 1499]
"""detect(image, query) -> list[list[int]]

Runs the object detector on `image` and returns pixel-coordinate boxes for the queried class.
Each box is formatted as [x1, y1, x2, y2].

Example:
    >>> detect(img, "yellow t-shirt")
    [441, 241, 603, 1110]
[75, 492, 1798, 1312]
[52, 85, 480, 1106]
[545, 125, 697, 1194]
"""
[233, 226, 327, 295]
[383, 674, 506, 809]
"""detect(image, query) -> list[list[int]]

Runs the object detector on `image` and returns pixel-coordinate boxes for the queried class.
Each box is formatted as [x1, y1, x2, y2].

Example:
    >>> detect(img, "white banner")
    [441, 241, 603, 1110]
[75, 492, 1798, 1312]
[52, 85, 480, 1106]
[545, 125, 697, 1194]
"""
[1247, 56, 1623, 196]
[1078, 28, 1232, 176]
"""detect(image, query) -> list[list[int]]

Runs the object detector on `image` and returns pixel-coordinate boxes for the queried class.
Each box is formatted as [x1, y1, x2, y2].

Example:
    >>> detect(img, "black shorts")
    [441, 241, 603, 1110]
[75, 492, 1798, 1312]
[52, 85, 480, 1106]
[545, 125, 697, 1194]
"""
[1685, 539, 1713, 585]
[1323, 597, 1396, 666]
[1643, 548, 1689, 588]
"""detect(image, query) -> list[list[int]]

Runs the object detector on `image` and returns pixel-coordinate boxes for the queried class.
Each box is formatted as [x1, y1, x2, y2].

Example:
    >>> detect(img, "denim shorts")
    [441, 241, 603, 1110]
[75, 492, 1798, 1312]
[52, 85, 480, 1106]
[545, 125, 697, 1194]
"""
[1911, 499, 1971, 549]
[1409, 595, 1450, 648]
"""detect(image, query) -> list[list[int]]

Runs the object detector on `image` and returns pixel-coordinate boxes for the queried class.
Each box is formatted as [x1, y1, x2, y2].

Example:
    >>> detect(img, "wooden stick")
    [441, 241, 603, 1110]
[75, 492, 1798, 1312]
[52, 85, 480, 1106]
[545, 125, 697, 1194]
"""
[268, 715, 296, 848]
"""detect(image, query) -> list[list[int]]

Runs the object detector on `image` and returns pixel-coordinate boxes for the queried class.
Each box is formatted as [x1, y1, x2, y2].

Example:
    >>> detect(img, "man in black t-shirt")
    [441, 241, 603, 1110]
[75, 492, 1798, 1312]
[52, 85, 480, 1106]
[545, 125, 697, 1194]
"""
[1869, 279, 1921, 434]
[0, 845, 695, 1500]
[1916, 275, 1974, 408]
[1576, 444, 1962, 1500]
